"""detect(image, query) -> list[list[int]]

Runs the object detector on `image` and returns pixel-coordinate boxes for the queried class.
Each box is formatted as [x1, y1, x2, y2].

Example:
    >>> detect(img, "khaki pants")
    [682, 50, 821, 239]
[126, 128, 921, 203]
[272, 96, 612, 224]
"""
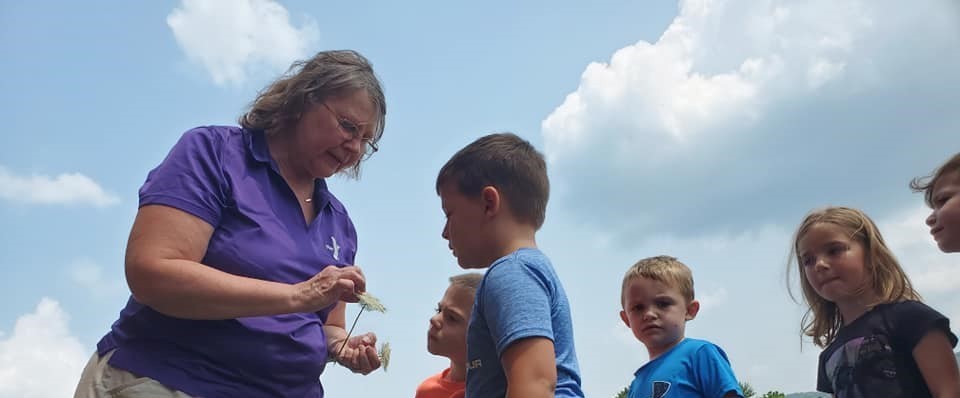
[74, 350, 192, 398]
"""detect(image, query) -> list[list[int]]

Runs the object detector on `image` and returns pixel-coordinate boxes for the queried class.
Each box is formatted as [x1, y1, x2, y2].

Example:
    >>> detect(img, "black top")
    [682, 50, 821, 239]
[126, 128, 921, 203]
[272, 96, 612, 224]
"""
[817, 300, 957, 398]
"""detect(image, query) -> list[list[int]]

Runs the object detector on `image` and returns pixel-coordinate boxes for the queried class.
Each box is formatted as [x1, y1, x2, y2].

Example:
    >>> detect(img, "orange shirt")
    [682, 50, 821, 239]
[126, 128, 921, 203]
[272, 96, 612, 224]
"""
[415, 368, 465, 398]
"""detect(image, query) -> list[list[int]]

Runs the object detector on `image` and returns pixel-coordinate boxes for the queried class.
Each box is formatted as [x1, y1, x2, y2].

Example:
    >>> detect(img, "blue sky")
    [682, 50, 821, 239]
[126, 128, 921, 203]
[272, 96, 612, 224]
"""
[1, 0, 958, 396]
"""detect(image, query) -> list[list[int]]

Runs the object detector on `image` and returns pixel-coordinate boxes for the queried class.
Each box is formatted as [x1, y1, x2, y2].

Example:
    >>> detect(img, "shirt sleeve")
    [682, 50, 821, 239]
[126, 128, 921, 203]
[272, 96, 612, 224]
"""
[694, 343, 744, 398]
[816, 348, 833, 393]
[139, 127, 228, 226]
[480, 258, 555, 356]
[890, 301, 958, 352]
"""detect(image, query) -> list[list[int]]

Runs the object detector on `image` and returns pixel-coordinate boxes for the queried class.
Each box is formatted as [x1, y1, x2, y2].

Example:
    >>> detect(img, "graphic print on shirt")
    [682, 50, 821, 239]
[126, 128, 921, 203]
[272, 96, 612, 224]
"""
[637, 381, 670, 398]
[325, 235, 340, 261]
[824, 334, 901, 397]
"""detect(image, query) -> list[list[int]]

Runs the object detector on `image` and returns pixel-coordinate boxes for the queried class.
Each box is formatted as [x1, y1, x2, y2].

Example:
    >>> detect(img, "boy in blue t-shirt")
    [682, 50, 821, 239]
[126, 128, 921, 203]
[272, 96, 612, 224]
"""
[620, 255, 743, 398]
[436, 133, 584, 398]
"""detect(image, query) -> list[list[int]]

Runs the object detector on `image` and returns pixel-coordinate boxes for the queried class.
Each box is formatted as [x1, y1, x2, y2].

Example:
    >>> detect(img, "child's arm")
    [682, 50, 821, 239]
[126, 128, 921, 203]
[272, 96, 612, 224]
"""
[914, 329, 960, 398]
[502, 337, 557, 398]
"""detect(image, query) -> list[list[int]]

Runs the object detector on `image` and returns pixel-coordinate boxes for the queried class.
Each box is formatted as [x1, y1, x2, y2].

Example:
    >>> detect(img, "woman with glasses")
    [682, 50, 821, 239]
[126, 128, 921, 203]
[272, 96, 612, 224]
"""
[75, 50, 387, 397]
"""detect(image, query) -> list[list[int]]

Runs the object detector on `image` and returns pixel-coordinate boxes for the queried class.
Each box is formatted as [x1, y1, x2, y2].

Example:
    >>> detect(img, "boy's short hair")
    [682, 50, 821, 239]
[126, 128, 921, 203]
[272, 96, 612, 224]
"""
[621, 255, 695, 305]
[911, 152, 960, 207]
[436, 133, 549, 229]
[449, 272, 484, 292]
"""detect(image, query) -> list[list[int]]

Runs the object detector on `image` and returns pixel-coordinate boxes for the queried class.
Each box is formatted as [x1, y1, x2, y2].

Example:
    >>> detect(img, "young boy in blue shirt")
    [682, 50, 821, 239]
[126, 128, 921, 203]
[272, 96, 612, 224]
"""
[620, 255, 743, 398]
[436, 132, 584, 398]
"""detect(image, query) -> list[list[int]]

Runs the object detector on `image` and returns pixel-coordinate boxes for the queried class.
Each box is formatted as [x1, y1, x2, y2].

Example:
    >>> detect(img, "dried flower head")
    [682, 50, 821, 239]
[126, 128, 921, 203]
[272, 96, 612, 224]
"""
[357, 292, 387, 313]
[378, 341, 391, 371]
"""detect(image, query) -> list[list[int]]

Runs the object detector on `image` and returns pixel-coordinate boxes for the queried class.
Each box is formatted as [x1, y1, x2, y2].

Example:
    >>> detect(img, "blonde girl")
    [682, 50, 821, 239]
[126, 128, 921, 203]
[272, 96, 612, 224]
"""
[789, 206, 959, 397]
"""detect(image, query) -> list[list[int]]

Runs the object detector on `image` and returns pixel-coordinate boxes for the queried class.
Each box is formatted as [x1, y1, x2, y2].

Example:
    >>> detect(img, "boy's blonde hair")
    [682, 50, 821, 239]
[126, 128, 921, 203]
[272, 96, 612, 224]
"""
[449, 272, 483, 292]
[788, 206, 921, 347]
[621, 255, 695, 306]
[911, 152, 960, 207]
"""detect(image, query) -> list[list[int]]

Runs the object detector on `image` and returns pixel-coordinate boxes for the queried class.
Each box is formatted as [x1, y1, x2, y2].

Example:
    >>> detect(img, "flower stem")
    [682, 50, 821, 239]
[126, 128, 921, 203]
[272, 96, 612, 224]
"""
[335, 305, 366, 364]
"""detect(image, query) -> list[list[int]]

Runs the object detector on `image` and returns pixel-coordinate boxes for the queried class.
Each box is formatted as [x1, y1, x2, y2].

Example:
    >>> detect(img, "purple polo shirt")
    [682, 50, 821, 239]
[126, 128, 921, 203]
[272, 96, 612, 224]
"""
[97, 126, 358, 397]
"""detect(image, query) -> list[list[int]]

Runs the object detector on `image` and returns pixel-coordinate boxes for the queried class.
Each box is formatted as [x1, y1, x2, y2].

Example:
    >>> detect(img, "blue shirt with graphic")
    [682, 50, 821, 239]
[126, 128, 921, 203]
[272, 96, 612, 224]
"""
[628, 338, 742, 398]
[465, 248, 584, 397]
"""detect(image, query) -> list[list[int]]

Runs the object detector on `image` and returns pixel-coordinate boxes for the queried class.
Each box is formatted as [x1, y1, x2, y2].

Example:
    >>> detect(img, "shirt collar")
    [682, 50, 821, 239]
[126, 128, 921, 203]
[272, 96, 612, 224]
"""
[245, 128, 273, 165]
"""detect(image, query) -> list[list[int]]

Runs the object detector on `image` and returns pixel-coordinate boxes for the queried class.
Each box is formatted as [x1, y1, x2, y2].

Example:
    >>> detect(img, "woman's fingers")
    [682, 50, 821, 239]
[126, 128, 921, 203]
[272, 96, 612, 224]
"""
[338, 266, 366, 294]
[296, 266, 370, 311]
[337, 333, 381, 374]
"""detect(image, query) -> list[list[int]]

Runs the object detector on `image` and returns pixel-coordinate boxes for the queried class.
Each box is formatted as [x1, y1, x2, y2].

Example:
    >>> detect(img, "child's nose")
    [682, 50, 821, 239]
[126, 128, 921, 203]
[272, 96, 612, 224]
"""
[814, 256, 829, 270]
[926, 211, 937, 227]
[430, 315, 442, 329]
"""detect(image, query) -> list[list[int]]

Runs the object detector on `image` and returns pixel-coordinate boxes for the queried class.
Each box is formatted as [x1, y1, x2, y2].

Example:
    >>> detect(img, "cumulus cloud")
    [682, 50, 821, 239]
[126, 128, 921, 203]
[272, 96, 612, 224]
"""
[880, 205, 960, 294]
[697, 287, 729, 312]
[0, 166, 119, 207]
[67, 258, 128, 299]
[167, 0, 320, 86]
[542, 0, 960, 240]
[0, 298, 88, 398]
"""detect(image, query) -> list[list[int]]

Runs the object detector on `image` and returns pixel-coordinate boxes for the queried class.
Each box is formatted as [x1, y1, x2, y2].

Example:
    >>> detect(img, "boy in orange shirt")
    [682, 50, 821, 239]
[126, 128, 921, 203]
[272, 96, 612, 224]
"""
[415, 273, 483, 398]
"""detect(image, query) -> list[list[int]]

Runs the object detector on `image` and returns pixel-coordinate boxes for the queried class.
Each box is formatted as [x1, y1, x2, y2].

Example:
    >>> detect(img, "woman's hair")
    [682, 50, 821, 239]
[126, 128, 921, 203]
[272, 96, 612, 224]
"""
[239, 50, 386, 178]
[787, 206, 921, 347]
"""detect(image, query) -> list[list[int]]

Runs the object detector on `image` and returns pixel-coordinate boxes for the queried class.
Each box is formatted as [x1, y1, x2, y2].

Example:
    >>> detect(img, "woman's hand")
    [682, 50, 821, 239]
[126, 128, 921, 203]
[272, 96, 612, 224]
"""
[331, 332, 381, 375]
[292, 266, 366, 312]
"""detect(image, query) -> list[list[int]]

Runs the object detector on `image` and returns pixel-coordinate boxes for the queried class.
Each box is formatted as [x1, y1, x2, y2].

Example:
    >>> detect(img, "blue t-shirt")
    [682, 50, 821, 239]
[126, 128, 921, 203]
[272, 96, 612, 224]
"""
[465, 248, 584, 398]
[628, 338, 742, 398]
[97, 126, 357, 397]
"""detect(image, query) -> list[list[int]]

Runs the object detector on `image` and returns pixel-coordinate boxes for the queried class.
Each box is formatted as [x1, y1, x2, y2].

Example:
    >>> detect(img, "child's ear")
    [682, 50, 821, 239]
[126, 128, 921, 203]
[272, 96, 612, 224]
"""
[480, 186, 502, 217]
[619, 310, 631, 328]
[685, 300, 700, 321]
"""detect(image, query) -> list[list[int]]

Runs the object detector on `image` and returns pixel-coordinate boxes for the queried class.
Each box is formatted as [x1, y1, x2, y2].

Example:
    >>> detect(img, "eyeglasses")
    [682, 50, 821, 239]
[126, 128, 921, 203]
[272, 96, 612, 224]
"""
[320, 102, 379, 159]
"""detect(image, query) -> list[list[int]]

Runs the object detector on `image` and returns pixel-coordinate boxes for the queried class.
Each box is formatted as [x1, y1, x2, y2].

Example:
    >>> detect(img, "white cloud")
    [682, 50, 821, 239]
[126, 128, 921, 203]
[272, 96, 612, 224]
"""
[67, 259, 128, 299]
[0, 166, 119, 207]
[697, 287, 729, 312]
[611, 318, 639, 350]
[167, 0, 320, 86]
[880, 205, 960, 294]
[541, 0, 960, 239]
[0, 298, 88, 398]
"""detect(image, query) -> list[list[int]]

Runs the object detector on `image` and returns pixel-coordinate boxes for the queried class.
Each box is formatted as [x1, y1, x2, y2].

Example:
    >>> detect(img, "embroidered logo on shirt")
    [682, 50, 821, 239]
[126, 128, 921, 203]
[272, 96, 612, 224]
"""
[650, 381, 670, 398]
[325, 236, 340, 261]
[466, 359, 482, 370]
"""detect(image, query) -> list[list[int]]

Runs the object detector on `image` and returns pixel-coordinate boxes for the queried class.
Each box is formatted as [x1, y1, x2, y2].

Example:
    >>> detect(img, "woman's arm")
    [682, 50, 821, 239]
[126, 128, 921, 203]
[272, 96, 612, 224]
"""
[125, 205, 364, 320]
[915, 329, 960, 398]
[502, 337, 557, 398]
[323, 301, 381, 374]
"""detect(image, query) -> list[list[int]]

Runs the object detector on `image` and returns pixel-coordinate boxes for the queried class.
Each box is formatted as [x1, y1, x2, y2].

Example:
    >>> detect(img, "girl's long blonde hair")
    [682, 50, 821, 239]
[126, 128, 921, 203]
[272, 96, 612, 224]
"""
[788, 206, 921, 347]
